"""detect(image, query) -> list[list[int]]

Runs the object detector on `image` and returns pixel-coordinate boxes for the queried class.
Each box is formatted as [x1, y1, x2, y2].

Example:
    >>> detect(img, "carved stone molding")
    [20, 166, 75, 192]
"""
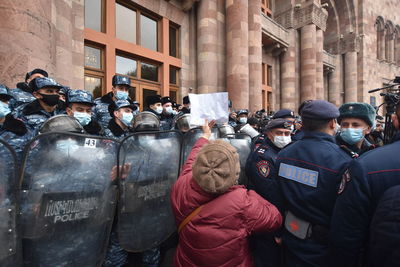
[275, 3, 328, 31]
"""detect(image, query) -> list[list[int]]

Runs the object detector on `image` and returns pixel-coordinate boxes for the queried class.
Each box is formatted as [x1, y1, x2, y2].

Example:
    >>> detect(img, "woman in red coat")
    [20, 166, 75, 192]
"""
[170, 121, 282, 267]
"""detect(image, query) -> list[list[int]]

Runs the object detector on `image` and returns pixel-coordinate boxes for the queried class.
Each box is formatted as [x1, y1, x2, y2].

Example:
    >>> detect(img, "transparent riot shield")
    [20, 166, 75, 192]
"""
[181, 127, 219, 164]
[19, 132, 119, 267]
[117, 131, 182, 252]
[0, 139, 20, 267]
[220, 133, 252, 186]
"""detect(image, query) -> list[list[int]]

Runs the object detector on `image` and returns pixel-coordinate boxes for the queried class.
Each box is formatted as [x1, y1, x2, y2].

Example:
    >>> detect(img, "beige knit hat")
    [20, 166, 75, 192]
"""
[192, 140, 241, 194]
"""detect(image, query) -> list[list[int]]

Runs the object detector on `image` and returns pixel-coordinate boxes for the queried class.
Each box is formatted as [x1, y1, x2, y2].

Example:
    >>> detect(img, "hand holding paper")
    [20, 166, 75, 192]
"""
[189, 92, 229, 126]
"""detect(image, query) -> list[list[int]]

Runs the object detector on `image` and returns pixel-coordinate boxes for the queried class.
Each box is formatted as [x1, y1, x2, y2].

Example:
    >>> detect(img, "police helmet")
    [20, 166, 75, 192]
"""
[133, 111, 160, 132]
[173, 114, 192, 132]
[39, 115, 84, 134]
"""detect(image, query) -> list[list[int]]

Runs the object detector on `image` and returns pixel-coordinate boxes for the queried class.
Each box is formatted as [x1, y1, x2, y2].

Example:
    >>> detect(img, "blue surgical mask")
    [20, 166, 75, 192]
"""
[0, 101, 11, 118]
[340, 128, 364, 145]
[165, 106, 173, 115]
[115, 91, 129, 100]
[155, 106, 163, 115]
[121, 112, 133, 126]
[73, 112, 91, 126]
[239, 117, 247, 124]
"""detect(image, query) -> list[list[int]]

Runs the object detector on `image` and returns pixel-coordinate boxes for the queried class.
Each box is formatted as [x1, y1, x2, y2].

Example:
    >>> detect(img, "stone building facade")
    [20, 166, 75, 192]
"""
[1, 0, 400, 112]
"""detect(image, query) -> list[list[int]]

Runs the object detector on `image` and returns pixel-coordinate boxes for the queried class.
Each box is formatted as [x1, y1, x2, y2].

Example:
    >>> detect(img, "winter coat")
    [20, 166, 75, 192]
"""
[171, 137, 282, 267]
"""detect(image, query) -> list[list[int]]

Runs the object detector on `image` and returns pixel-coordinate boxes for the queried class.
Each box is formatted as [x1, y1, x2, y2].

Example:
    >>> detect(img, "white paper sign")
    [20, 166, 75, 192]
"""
[189, 92, 229, 126]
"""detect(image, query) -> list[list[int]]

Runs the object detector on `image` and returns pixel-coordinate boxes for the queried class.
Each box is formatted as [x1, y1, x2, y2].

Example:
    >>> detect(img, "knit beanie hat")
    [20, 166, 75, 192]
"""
[192, 140, 241, 194]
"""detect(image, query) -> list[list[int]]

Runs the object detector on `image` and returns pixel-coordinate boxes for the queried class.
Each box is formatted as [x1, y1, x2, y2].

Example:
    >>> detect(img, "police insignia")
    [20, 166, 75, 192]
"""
[256, 160, 270, 178]
[338, 170, 351, 194]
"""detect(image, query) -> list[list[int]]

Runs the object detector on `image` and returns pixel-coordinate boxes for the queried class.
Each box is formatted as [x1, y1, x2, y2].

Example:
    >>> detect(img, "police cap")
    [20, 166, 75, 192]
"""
[273, 109, 295, 119]
[146, 95, 162, 107]
[338, 102, 376, 127]
[25, 68, 48, 82]
[161, 96, 172, 105]
[300, 100, 339, 120]
[0, 84, 13, 101]
[112, 75, 131, 87]
[67, 89, 95, 106]
[183, 96, 190, 104]
[109, 100, 134, 117]
[237, 109, 249, 116]
[29, 77, 63, 91]
[265, 118, 292, 131]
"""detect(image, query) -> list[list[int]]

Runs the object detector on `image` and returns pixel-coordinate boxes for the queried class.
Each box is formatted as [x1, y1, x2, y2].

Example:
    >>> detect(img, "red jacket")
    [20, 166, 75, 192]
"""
[171, 137, 282, 267]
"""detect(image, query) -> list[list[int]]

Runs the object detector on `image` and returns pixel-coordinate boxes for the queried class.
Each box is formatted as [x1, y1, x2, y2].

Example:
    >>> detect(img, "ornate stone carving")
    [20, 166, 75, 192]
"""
[275, 3, 328, 31]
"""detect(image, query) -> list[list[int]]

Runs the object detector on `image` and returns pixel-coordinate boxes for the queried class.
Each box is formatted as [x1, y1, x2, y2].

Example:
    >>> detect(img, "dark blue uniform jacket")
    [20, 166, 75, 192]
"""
[329, 133, 400, 267]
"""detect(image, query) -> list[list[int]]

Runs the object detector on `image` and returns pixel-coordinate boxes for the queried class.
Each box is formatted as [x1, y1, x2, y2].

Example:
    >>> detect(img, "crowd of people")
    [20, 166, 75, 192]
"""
[1, 67, 399, 267]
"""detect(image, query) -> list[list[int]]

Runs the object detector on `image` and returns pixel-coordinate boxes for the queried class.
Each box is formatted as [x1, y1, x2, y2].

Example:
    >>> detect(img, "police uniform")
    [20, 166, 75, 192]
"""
[160, 96, 174, 131]
[0, 85, 33, 159]
[12, 77, 64, 134]
[9, 68, 48, 110]
[103, 100, 134, 140]
[93, 75, 134, 129]
[245, 119, 291, 267]
[329, 131, 400, 267]
[275, 100, 352, 267]
[66, 89, 103, 136]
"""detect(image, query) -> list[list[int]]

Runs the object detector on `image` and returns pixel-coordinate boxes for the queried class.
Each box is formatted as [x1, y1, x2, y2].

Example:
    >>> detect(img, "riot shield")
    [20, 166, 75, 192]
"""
[181, 127, 219, 164]
[117, 131, 182, 252]
[220, 133, 252, 186]
[0, 140, 20, 267]
[19, 132, 119, 267]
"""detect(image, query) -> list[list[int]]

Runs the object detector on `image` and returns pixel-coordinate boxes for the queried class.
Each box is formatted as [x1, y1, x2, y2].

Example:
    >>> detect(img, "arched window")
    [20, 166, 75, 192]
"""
[385, 21, 395, 62]
[375, 17, 385, 60]
[395, 26, 400, 65]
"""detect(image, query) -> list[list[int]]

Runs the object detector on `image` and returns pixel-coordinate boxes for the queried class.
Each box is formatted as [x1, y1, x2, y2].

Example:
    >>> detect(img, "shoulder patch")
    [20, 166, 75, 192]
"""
[256, 145, 269, 155]
[256, 160, 271, 178]
[338, 169, 351, 195]
[278, 163, 319, 187]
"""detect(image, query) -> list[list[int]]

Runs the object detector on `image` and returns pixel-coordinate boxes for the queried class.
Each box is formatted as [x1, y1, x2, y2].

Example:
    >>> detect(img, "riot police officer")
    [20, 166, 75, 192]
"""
[145, 95, 163, 118]
[65, 89, 103, 135]
[160, 96, 174, 130]
[104, 100, 134, 139]
[180, 96, 190, 114]
[275, 100, 351, 267]
[9, 68, 48, 110]
[329, 101, 400, 267]
[93, 75, 134, 128]
[245, 118, 292, 267]
[0, 84, 32, 157]
[336, 102, 376, 158]
[13, 77, 64, 133]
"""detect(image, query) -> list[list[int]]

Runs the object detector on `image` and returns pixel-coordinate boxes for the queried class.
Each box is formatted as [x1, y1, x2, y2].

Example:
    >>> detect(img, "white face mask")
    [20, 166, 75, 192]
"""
[273, 135, 292, 148]
[155, 106, 163, 115]
[165, 106, 173, 115]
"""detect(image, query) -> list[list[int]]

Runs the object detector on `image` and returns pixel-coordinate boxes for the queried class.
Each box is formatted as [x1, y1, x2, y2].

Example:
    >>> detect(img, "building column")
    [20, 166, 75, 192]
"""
[328, 67, 341, 106]
[316, 29, 324, 99]
[300, 24, 317, 102]
[280, 30, 296, 111]
[248, 0, 262, 111]
[344, 51, 358, 102]
[197, 0, 218, 93]
[226, 0, 249, 109]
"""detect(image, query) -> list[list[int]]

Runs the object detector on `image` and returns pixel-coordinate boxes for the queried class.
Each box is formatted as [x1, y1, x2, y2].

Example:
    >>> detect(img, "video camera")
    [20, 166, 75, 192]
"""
[368, 76, 400, 144]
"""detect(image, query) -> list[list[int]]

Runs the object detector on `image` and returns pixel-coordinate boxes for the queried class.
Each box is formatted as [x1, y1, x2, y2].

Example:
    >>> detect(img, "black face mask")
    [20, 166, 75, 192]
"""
[39, 93, 59, 106]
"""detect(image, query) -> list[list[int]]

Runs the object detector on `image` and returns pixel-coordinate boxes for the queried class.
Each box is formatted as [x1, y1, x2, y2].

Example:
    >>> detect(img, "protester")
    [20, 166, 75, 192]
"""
[171, 120, 282, 267]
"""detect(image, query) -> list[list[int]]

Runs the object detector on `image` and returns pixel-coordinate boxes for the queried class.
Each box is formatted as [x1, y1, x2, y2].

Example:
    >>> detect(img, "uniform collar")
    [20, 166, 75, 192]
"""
[264, 136, 281, 152]
[100, 92, 114, 104]
[303, 131, 336, 143]
[2, 114, 27, 136]
[107, 118, 128, 137]
[23, 99, 62, 116]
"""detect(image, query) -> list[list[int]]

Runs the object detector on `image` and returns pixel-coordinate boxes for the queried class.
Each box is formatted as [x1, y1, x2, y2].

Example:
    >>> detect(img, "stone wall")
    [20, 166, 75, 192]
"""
[0, 0, 84, 89]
